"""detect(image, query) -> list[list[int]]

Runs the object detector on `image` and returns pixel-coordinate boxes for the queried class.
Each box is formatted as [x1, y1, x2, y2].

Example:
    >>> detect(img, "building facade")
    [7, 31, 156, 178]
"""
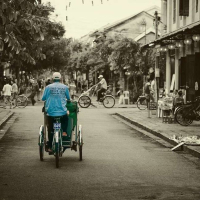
[156, 0, 200, 101]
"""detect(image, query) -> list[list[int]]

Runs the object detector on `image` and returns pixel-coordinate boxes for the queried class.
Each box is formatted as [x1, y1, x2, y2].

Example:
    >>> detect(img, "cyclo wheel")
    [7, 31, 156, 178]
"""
[38, 126, 44, 161]
[78, 125, 83, 161]
[175, 107, 193, 126]
[55, 142, 59, 168]
[78, 95, 91, 108]
[137, 98, 147, 110]
[103, 95, 115, 108]
[55, 151, 59, 168]
[39, 144, 44, 161]
[17, 95, 28, 108]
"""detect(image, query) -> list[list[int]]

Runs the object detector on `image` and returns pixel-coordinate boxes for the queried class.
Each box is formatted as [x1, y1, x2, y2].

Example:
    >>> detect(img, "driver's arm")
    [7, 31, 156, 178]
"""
[41, 88, 47, 101]
[65, 87, 71, 101]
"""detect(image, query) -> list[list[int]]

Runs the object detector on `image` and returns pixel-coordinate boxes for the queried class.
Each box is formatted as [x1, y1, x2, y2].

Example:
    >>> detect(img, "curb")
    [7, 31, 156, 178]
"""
[0, 111, 14, 130]
[115, 113, 200, 159]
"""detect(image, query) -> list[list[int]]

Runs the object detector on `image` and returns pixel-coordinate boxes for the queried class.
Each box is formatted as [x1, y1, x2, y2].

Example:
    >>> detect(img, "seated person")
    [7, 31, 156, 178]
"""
[96, 75, 107, 101]
[173, 90, 184, 112]
[42, 72, 71, 152]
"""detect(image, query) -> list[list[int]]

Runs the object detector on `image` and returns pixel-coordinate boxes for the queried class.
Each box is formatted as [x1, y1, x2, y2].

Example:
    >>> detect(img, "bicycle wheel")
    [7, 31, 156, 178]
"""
[103, 96, 115, 108]
[78, 95, 91, 108]
[137, 99, 147, 110]
[175, 107, 193, 126]
[17, 95, 28, 108]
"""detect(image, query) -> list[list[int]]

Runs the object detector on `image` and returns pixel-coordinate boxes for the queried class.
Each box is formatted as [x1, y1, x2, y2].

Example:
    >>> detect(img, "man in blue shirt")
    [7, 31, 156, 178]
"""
[42, 72, 70, 152]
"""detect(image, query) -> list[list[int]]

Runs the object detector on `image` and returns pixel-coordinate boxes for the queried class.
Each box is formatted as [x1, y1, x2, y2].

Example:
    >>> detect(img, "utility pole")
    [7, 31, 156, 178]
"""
[154, 11, 160, 102]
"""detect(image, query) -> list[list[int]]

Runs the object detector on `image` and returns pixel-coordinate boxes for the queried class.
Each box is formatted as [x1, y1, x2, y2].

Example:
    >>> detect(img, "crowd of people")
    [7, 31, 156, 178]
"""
[0, 77, 47, 107]
[0, 75, 92, 108]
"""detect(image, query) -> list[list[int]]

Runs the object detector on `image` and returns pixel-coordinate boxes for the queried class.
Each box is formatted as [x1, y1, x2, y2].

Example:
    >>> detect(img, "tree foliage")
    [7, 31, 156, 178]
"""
[0, 0, 65, 74]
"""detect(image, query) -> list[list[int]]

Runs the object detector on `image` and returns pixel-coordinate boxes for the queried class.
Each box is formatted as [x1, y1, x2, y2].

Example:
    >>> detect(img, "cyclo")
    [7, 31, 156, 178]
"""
[38, 100, 83, 168]
[78, 85, 115, 108]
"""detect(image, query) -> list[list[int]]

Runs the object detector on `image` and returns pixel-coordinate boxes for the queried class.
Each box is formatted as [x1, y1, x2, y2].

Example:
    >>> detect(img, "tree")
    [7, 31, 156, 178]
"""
[0, 0, 65, 78]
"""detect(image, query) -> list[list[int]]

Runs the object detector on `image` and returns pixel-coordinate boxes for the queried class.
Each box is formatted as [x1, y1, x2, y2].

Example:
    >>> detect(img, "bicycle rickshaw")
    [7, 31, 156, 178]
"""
[38, 100, 83, 168]
[78, 85, 115, 108]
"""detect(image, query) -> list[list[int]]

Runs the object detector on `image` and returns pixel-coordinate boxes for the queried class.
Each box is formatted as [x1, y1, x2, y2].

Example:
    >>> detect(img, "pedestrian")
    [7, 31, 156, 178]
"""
[37, 79, 42, 101]
[46, 78, 51, 86]
[144, 78, 154, 106]
[173, 90, 184, 112]
[69, 81, 76, 99]
[2, 80, 12, 108]
[28, 79, 38, 106]
[11, 80, 18, 99]
[82, 79, 88, 92]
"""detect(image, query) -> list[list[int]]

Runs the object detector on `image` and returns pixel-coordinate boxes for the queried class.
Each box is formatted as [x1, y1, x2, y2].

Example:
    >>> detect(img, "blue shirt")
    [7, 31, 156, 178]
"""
[42, 82, 70, 117]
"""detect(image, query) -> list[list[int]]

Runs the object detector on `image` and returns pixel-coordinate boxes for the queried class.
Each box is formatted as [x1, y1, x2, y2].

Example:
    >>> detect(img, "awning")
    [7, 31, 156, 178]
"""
[142, 20, 200, 49]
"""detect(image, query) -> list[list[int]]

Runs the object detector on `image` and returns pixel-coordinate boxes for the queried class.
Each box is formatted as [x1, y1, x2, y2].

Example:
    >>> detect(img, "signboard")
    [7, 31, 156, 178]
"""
[149, 102, 157, 110]
[155, 68, 160, 78]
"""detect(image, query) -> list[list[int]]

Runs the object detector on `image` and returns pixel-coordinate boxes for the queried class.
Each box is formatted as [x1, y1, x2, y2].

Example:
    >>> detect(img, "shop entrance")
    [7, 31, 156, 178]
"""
[180, 53, 200, 101]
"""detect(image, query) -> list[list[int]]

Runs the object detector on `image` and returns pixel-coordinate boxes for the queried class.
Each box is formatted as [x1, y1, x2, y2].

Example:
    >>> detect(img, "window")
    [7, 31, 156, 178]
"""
[179, 0, 189, 16]
[196, 0, 199, 12]
[173, 0, 176, 23]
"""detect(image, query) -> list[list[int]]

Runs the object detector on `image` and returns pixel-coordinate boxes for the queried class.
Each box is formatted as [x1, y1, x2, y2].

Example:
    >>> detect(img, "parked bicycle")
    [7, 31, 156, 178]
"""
[78, 85, 115, 108]
[175, 96, 200, 126]
[11, 93, 28, 108]
[136, 95, 148, 110]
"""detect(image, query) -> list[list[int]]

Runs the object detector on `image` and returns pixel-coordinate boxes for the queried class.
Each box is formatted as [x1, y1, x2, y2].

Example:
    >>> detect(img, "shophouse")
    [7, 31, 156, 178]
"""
[148, 0, 200, 101]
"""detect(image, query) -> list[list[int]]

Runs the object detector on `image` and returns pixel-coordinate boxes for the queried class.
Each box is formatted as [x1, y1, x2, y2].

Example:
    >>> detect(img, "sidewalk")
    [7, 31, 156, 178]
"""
[115, 107, 200, 158]
[0, 108, 14, 133]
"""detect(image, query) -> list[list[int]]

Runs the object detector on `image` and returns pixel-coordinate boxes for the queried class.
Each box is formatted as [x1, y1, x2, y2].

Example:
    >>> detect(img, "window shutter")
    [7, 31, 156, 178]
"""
[179, 0, 189, 16]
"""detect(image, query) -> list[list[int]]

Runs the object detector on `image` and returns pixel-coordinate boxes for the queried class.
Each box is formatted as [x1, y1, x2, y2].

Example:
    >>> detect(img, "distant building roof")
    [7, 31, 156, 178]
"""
[81, 5, 160, 39]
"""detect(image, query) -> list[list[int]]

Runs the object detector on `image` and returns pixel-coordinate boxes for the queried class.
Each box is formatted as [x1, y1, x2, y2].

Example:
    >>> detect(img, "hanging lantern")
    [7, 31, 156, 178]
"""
[192, 34, 200, 42]
[168, 44, 175, 50]
[184, 38, 192, 45]
[125, 71, 131, 76]
[159, 47, 164, 52]
[176, 41, 183, 48]
[159, 46, 168, 52]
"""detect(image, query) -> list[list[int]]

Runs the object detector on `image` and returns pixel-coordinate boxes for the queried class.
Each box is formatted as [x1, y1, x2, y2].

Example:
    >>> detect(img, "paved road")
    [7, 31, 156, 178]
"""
[0, 105, 200, 200]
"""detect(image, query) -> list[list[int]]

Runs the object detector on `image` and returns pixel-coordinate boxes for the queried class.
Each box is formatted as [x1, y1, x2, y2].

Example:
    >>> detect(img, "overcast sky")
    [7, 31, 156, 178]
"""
[42, 0, 161, 39]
